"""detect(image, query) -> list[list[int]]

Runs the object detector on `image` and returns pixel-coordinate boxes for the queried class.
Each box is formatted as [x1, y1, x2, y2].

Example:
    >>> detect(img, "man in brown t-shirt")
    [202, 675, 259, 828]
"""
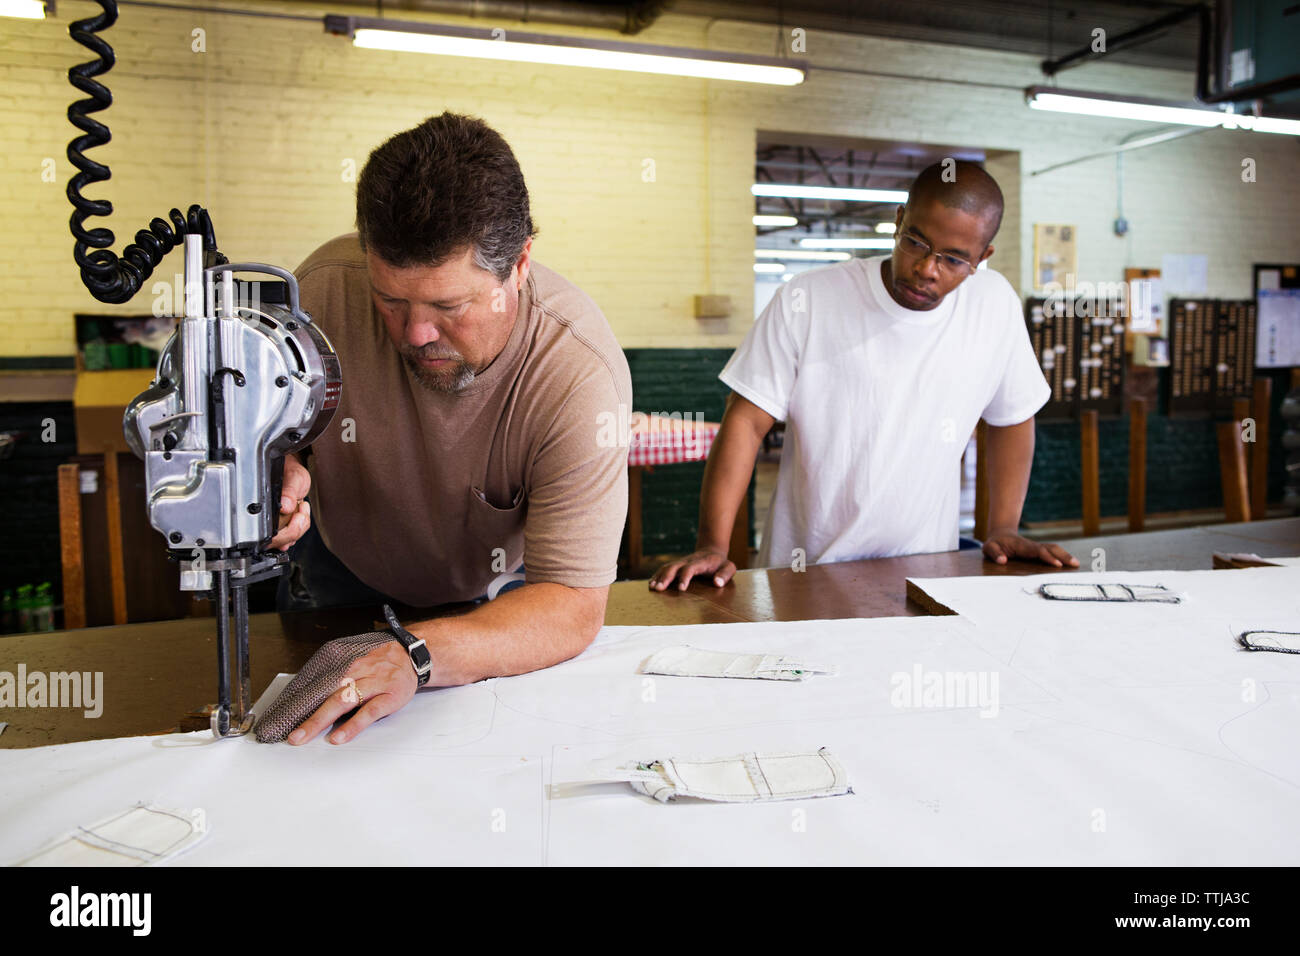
[269, 113, 631, 746]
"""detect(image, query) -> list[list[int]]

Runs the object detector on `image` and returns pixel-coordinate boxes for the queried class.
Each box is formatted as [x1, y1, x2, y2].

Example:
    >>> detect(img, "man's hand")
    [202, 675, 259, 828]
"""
[287, 641, 417, 746]
[269, 452, 311, 551]
[649, 393, 772, 595]
[982, 529, 1079, 568]
[981, 419, 1077, 569]
[649, 548, 736, 591]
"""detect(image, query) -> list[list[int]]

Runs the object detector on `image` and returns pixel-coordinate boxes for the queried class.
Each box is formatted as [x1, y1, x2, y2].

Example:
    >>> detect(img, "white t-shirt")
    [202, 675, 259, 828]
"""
[720, 256, 1049, 568]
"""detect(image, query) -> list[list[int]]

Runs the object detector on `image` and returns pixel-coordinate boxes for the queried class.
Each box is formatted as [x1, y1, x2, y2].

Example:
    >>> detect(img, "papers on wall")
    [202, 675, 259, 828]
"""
[1033, 223, 1077, 288]
[1256, 288, 1300, 368]
[1128, 277, 1164, 333]
[1160, 254, 1208, 296]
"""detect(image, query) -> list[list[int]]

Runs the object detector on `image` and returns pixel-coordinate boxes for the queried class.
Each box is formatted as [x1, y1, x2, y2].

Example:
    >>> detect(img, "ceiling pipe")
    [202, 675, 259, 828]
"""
[1028, 124, 1212, 177]
[1041, 2, 1300, 109]
[297, 0, 667, 34]
[756, 160, 925, 179]
[1040, 4, 1206, 77]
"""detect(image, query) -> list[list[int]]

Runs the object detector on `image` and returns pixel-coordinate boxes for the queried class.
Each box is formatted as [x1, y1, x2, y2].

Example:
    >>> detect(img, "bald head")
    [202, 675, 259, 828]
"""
[906, 160, 1004, 246]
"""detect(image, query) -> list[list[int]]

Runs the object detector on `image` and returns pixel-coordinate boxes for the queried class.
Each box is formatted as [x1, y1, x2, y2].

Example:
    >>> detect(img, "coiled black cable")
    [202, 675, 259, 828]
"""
[67, 0, 217, 304]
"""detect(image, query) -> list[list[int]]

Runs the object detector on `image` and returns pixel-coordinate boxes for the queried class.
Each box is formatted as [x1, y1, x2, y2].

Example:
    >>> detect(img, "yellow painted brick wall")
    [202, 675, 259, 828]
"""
[2, 4, 1298, 357]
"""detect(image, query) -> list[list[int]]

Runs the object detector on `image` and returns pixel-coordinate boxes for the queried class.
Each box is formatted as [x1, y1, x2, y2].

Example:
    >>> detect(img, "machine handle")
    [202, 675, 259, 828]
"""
[206, 262, 306, 319]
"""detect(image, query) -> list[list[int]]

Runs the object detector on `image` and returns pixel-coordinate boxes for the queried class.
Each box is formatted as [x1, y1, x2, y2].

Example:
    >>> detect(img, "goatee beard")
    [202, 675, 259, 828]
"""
[401, 351, 476, 393]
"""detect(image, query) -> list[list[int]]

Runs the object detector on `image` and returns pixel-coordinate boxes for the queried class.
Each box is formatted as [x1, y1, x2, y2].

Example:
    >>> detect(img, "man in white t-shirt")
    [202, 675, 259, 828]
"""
[651, 160, 1077, 590]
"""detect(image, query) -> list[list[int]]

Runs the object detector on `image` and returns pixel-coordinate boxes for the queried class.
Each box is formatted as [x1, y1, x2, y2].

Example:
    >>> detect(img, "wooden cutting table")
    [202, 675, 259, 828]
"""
[1, 517, 1295, 749]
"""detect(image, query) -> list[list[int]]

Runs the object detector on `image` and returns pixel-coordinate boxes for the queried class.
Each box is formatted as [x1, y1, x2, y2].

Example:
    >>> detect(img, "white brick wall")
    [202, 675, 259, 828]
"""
[1, 5, 1297, 355]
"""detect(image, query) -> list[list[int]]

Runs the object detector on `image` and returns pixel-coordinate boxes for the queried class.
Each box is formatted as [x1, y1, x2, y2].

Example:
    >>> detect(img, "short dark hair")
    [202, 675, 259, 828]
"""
[356, 112, 535, 281]
[907, 160, 1004, 246]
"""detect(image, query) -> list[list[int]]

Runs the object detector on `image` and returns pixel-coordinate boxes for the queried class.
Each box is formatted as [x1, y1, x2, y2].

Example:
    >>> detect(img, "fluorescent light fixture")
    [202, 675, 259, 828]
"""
[752, 183, 909, 203]
[1026, 86, 1300, 136]
[327, 16, 806, 86]
[1027, 88, 1224, 127]
[1, 0, 47, 18]
[754, 262, 787, 274]
[1227, 113, 1300, 135]
[755, 249, 851, 261]
[875, 222, 897, 234]
[800, 237, 895, 250]
[753, 215, 799, 227]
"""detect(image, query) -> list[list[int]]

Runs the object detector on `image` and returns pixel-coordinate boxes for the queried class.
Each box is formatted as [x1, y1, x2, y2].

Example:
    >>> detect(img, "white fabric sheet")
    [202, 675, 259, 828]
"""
[638, 645, 834, 680]
[907, 566, 1300, 629]
[17, 803, 207, 866]
[0, 720, 544, 866]
[2, 609, 1297, 865]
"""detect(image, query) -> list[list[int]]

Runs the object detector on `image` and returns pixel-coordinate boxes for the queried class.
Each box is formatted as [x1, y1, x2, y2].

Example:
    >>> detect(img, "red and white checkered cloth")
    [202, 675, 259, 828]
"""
[627, 413, 720, 467]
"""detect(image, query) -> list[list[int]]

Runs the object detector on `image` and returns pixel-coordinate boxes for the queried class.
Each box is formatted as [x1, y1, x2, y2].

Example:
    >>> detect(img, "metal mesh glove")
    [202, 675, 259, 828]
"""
[254, 631, 397, 743]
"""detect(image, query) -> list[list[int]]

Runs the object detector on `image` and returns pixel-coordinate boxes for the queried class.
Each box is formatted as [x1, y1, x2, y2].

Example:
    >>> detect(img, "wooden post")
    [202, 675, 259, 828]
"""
[1217, 420, 1252, 523]
[1127, 398, 1147, 533]
[57, 464, 86, 630]
[1231, 397, 1250, 424]
[1231, 397, 1251, 522]
[102, 447, 128, 625]
[974, 420, 989, 542]
[1249, 377, 1271, 521]
[1081, 410, 1100, 536]
[626, 466, 643, 577]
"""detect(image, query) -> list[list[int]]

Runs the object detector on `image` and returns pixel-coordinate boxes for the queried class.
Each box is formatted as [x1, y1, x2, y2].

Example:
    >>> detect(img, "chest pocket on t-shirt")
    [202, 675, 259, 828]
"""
[466, 485, 527, 560]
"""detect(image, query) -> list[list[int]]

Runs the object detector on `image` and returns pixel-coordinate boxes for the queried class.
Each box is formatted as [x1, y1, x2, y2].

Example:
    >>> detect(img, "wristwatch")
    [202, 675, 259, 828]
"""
[382, 604, 432, 687]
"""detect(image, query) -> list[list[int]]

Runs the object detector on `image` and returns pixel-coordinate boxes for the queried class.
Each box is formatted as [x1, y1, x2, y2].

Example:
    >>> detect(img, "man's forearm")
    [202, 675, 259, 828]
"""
[408, 582, 607, 686]
[696, 399, 769, 552]
[696, 429, 760, 551]
[984, 417, 1036, 533]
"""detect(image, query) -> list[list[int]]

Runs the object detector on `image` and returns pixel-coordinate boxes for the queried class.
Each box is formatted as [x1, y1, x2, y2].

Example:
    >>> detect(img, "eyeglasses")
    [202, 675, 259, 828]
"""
[896, 232, 975, 275]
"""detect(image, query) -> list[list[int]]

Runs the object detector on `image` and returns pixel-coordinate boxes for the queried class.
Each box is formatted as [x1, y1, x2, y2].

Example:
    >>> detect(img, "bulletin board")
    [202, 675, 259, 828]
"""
[1124, 267, 1163, 338]
[1253, 263, 1300, 295]
[1032, 223, 1077, 289]
[1253, 263, 1300, 368]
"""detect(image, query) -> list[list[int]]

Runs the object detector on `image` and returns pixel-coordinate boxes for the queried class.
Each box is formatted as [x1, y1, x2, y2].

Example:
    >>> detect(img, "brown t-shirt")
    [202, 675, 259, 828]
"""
[295, 234, 631, 606]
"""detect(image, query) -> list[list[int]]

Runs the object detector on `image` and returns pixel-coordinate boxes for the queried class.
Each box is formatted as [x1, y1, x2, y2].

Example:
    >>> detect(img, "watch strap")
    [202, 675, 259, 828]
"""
[382, 604, 432, 687]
